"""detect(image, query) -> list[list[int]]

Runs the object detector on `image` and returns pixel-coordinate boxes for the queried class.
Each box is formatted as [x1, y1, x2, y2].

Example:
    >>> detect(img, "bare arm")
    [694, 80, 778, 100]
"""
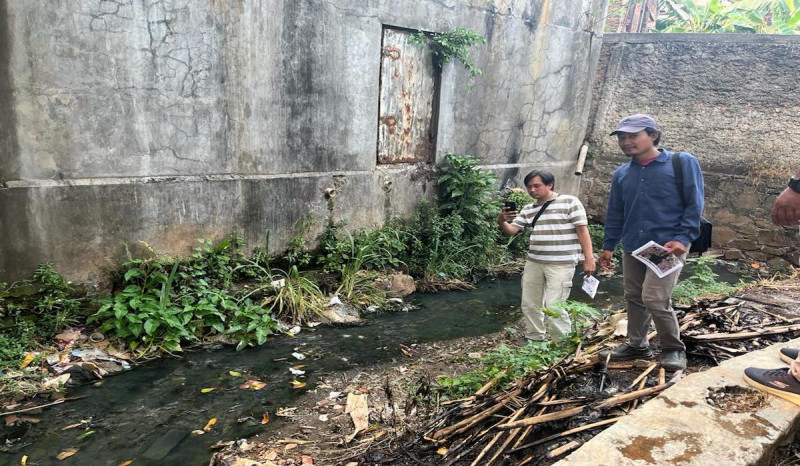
[575, 225, 595, 276]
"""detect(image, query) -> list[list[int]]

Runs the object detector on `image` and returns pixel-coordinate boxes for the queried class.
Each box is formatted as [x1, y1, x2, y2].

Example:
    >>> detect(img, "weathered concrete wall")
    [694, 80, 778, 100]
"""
[582, 33, 800, 267]
[0, 0, 608, 282]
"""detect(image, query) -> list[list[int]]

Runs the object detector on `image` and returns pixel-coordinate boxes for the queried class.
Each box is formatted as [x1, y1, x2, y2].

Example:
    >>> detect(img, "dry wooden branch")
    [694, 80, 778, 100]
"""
[475, 370, 506, 396]
[629, 375, 648, 411]
[0, 396, 85, 416]
[507, 417, 620, 453]
[546, 440, 582, 458]
[749, 303, 800, 323]
[535, 398, 586, 407]
[628, 362, 657, 389]
[593, 382, 673, 410]
[687, 323, 800, 341]
[737, 295, 789, 309]
[707, 303, 743, 312]
[495, 406, 585, 430]
[658, 368, 666, 386]
[471, 405, 525, 466]
[606, 360, 655, 370]
[432, 389, 522, 440]
[708, 343, 747, 354]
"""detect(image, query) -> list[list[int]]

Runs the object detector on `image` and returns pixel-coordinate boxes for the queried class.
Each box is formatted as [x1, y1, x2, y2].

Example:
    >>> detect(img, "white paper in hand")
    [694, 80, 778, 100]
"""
[582, 275, 599, 299]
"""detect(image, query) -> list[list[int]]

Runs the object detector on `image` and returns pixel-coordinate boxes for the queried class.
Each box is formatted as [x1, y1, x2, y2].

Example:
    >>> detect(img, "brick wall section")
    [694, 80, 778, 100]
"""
[606, 0, 658, 33]
[583, 34, 800, 268]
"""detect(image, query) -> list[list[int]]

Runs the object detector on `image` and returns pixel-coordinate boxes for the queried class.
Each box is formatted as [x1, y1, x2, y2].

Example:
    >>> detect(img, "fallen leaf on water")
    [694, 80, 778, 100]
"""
[5, 415, 19, 426]
[290, 380, 306, 389]
[20, 417, 40, 424]
[284, 443, 298, 451]
[261, 412, 270, 424]
[77, 430, 96, 440]
[751, 263, 760, 269]
[239, 380, 267, 390]
[44, 374, 71, 389]
[61, 420, 89, 431]
[203, 418, 217, 432]
[118, 461, 134, 466]
[201, 387, 215, 393]
[56, 449, 78, 460]
[20, 455, 28, 465]
[191, 430, 205, 435]
[437, 447, 448, 455]
[20, 353, 35, 369]
[210, 440, 234, 450]
[229, 371, 242, 377]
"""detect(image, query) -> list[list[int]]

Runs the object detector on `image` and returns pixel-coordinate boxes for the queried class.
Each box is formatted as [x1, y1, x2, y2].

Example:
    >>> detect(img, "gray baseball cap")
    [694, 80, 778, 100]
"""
[610, 114, 659, 136]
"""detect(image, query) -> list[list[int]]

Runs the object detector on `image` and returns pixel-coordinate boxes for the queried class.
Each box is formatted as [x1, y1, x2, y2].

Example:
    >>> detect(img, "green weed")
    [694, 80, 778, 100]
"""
[262, 266, 326, 324]
[672, 256, 740, 305]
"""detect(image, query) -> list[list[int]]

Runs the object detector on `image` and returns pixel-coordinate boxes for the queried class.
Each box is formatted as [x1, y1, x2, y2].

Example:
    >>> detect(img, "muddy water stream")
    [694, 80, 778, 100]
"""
[2, 265, 742, 465]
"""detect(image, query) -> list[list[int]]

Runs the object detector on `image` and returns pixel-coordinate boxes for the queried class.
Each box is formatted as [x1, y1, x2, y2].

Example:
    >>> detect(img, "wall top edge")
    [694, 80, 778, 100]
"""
[602, 32, 800, 45]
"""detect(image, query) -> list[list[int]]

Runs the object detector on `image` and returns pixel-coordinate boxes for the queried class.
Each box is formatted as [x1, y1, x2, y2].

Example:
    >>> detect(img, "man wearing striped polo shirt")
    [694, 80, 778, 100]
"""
[498, 170, 596, 343]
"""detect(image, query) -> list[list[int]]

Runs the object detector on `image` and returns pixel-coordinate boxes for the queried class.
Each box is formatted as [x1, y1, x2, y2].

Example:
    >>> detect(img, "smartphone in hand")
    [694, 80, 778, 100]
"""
[503, 200, 517, 212]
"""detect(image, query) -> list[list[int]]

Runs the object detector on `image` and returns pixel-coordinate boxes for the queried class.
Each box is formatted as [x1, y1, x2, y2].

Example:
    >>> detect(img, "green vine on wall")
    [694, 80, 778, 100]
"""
[410, 27, 487, 84]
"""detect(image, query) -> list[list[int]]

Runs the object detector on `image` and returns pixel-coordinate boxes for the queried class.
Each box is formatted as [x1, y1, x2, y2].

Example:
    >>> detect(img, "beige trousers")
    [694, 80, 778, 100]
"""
[520, 260, 576, 341]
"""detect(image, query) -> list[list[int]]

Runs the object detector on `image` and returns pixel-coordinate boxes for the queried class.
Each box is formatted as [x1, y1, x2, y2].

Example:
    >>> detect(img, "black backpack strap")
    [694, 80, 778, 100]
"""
[671, 151, 686, 206]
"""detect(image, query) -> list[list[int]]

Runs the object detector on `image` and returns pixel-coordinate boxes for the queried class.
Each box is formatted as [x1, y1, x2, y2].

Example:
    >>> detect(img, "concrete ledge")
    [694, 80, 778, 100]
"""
[558, 337, 800, 465]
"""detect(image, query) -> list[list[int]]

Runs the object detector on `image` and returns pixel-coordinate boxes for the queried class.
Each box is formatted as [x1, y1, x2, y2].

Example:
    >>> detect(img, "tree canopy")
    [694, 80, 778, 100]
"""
[656, 0, 800, 33]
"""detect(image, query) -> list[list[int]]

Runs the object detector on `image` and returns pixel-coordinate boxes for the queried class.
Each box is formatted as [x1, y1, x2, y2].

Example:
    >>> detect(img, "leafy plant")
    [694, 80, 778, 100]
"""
[437, 340, 572, 398]
[544, 301, 603, 343]
[282, 213, 315, 268]
[437, 153, 498, 236]
[657, 0, 800, 34]
[262, 266, 327, 324]
[227, 299, 279, 351]
[672, 256, 740, 304]
[410, 27, 487, 86]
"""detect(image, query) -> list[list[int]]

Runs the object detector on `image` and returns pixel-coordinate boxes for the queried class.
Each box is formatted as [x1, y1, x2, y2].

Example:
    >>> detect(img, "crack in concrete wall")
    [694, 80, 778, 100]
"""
[0, 0, 607, 282]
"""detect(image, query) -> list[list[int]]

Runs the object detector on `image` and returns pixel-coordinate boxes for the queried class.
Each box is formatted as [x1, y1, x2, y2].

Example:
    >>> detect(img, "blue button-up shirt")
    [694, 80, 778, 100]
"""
[603, 149, 705, 253]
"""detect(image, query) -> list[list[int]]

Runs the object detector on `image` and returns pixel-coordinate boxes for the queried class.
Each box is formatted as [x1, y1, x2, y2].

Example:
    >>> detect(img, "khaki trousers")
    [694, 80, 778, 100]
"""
[520, 260, 576, 341]
[622, 252, 687, 351]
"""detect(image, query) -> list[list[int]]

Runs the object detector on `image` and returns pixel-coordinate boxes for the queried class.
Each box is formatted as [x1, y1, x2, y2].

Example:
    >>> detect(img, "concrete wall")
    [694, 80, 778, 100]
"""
[582, 33, 800, 267]
[0, 0, 608, 283]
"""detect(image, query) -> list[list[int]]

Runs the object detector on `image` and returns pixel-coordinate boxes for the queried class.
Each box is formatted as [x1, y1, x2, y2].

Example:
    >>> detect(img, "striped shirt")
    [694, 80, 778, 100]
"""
[510, 193, 588, 264]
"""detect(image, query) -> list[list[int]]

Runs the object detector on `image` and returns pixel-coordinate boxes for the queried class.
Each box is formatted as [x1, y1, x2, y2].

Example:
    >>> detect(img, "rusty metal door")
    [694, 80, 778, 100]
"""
[377, 28, 437, 164]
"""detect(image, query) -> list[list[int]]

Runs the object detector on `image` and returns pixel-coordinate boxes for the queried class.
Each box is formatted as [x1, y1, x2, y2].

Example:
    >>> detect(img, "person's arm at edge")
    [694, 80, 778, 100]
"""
[771, 169, 800, 226]
[575, 224, 595, 275]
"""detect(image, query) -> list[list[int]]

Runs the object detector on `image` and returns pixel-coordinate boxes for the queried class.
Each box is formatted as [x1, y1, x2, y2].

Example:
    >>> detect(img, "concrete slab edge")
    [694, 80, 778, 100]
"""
[556, 337, 800, 465]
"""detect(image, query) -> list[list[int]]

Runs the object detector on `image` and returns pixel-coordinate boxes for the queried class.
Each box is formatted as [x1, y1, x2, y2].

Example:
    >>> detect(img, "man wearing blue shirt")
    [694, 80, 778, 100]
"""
[598, 114, 705, 372]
